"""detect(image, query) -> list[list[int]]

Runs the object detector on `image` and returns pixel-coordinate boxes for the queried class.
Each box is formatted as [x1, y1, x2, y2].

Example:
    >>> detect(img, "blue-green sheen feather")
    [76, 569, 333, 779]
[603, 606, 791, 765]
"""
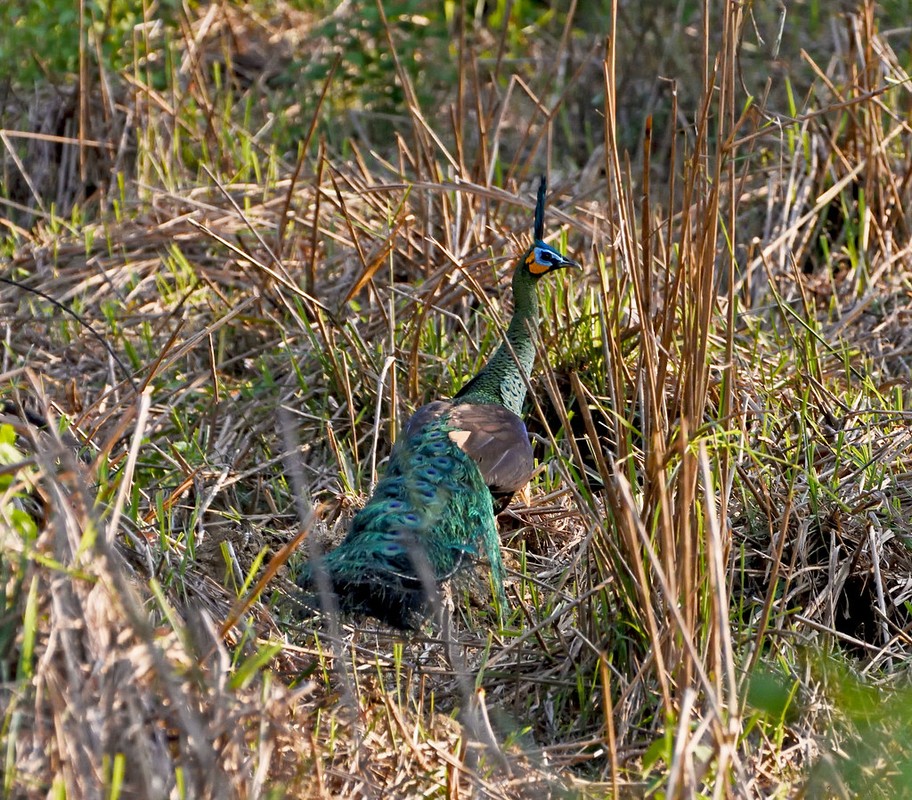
[298, 409, 505, 629]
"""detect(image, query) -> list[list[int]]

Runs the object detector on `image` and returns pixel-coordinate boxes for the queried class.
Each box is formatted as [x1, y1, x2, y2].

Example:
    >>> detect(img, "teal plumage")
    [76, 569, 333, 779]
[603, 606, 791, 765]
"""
[298, 177, 580, 629]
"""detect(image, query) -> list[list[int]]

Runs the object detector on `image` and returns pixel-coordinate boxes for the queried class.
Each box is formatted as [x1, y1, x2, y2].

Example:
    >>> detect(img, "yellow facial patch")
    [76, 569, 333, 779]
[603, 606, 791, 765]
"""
[528, 256, 551, 275]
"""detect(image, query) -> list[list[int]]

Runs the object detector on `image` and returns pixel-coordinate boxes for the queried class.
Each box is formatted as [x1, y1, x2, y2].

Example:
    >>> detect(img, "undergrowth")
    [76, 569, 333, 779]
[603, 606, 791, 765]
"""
[3, 1, 912, 797]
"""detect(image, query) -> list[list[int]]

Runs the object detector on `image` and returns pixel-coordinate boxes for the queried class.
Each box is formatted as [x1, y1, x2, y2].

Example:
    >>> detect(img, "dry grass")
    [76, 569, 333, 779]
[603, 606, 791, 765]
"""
[3, 0, 912, 797]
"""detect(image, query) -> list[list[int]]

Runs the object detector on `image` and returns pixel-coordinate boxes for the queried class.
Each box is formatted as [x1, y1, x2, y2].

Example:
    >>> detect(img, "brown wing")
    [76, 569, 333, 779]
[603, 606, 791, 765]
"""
[401, 400, 534, 512]
[402, 400, 451, 438]
[446, 403, 535, 496]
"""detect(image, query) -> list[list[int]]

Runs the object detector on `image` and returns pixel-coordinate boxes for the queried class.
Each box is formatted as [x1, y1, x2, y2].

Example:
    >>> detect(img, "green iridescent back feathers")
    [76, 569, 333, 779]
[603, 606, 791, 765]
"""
[297, 177, 579, 629]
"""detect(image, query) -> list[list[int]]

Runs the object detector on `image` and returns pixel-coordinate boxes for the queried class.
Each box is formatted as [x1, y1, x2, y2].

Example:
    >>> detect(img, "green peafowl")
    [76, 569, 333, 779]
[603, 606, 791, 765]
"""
[298, 177, 580, 629]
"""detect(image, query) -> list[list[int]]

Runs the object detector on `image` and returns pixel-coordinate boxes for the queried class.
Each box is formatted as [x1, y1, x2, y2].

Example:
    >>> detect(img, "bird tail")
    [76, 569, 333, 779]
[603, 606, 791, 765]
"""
[296, 415, 506, 630]
[295, 541, 444, 630]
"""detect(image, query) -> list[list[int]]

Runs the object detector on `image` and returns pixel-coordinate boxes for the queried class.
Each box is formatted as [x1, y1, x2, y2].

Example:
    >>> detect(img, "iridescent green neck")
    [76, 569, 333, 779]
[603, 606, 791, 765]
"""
[454, 259, 539, 415]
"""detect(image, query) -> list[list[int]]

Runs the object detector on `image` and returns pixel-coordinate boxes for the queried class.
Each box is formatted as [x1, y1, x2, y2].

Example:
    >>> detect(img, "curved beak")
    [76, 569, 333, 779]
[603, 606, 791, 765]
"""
[556, 252, 582, 271]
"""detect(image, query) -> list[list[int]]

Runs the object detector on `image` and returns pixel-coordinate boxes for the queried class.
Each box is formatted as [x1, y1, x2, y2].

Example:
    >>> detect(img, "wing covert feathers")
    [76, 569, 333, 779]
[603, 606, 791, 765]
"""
[445, 403, 534, 495]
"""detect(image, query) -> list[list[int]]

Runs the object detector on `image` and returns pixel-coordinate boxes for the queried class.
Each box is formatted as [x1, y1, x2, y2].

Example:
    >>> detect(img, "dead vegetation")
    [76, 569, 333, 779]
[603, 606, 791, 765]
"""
[3, 1, 912, 797]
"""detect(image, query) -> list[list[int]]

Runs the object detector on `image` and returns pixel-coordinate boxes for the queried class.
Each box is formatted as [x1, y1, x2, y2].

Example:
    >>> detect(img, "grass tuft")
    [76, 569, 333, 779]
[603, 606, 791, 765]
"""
[3, 0, 912, 796]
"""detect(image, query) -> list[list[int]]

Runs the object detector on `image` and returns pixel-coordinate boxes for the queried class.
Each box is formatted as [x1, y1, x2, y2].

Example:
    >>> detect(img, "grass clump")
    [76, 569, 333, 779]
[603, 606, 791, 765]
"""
[3, 0, 912, 797]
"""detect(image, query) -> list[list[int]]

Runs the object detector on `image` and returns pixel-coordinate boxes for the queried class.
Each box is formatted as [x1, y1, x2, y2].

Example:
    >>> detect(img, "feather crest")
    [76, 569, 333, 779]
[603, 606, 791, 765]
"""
[533, 174, 547, 241]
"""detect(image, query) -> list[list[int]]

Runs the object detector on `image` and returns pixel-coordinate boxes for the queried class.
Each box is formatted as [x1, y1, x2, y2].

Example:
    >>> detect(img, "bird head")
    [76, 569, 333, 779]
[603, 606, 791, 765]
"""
[521, 175, 581, 278]
[523, 240, 581, 277]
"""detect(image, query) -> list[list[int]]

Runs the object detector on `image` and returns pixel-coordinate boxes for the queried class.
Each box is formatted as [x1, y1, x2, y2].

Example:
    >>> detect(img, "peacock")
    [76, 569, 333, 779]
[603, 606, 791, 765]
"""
[297, 177, 580, 629]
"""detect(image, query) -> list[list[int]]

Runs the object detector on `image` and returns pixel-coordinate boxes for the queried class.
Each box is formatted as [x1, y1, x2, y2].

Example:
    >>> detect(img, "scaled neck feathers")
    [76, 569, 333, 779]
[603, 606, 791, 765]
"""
[454, 258, 539, 416]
